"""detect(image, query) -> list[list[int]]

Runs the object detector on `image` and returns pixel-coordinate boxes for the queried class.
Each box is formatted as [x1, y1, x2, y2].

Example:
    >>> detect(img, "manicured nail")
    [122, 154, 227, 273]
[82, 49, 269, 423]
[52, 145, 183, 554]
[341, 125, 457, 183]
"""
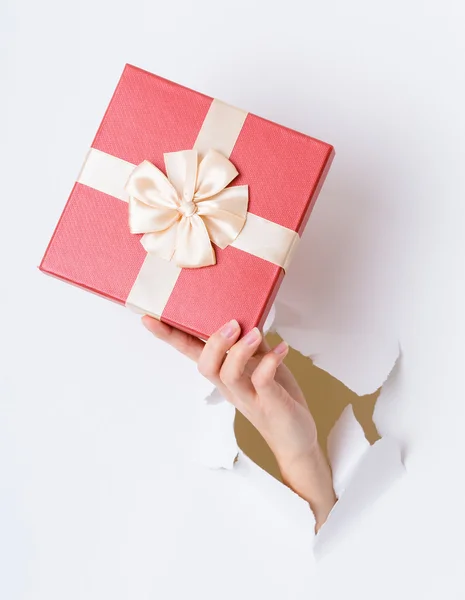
[141, 316, 151, 331]
[220, 319, 239, 338]
[141, 315, 156, 333]
[273, 341, 288, 355]
[244, 327, 261, 345]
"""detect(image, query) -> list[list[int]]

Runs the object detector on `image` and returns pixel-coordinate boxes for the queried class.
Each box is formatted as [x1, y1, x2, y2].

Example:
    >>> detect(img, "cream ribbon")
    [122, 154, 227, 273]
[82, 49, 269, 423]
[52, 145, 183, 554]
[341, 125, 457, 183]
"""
[77, 99, 300, 319]
[125, 149, 248, 269]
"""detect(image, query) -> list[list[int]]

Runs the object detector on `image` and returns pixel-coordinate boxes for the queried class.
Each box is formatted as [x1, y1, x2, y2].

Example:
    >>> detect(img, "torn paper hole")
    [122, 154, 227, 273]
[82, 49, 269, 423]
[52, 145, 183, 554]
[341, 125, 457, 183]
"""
[192, 302, 404, 552]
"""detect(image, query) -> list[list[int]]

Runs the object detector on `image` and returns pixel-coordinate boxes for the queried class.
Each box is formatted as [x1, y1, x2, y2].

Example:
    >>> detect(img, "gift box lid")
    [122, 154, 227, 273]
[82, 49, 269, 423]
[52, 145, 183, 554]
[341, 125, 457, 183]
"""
[40, 64, 334, 339]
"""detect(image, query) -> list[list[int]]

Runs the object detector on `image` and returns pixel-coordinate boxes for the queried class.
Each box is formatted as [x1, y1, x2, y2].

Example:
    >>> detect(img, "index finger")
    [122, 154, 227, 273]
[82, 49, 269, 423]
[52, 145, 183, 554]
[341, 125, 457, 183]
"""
[142, 315, 205, 362]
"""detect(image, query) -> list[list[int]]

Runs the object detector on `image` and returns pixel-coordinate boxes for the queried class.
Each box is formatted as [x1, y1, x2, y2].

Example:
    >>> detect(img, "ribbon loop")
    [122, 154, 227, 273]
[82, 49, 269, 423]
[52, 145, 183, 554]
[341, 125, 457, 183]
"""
[125, 149, 249, 268]
[195, 149, 239, 200]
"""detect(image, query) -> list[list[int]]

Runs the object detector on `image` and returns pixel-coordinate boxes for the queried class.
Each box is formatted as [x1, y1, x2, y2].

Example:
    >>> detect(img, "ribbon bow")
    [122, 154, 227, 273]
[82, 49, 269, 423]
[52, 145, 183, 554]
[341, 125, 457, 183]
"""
[125, 149, 249, 268]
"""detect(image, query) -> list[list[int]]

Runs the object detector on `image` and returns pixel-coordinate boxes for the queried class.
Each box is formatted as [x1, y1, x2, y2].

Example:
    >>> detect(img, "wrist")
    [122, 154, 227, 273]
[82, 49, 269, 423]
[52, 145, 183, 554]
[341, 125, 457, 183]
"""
[277, 444, 336, 531]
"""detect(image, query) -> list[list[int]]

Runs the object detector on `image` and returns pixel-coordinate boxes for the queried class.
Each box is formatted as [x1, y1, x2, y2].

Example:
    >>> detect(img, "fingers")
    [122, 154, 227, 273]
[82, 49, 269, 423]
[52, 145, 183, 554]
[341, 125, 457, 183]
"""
[142, 315, 204, 362]
[197, 319, 241, 383]
[143, 315, 289, 408]
[251, 340, 289, 394]
[219, 327, 263, 400]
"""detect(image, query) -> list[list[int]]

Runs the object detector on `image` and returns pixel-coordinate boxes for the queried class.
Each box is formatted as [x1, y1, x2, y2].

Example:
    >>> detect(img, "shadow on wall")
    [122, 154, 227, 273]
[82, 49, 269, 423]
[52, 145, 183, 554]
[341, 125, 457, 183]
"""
[235, 331, 381, 481]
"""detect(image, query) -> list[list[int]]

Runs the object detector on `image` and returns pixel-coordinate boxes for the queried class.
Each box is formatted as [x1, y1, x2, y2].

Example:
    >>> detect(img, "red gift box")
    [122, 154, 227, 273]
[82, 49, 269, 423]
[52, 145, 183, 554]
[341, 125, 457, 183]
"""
[40, 64, 334, 339]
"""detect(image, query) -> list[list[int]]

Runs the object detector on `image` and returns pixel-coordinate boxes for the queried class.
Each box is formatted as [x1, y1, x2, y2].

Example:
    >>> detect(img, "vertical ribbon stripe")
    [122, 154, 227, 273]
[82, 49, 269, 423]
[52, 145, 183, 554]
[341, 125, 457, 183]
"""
[193, 99, 248, 159]
[125, 253, 182, 318]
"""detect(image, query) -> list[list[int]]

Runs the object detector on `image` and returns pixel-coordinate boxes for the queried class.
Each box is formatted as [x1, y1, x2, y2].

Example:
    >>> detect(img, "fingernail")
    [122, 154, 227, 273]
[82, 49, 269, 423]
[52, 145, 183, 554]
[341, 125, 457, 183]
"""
[141, 315, 155, 333]
[244, 327, 261, 345]
[141, 316, 151, 330]
[273, 341, 288, 355]
[220, 319, 239, 338]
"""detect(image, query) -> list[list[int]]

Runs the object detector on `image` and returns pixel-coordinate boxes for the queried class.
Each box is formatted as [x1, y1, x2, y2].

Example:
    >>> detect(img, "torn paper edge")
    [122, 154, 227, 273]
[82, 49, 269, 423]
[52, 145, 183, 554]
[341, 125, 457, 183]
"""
[314, 437, 404, 559]
[273, 327, 400, 396]
[192, 302, 404, 557]
[327, 405, 370, 498]
[233, 451, 317, 535]
[191, 389, 239, 470]
[272, 300, 400, 396]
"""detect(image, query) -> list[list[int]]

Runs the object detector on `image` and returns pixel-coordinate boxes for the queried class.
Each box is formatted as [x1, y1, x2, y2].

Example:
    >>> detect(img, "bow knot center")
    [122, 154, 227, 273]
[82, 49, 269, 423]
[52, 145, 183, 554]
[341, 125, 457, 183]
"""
[178, 199, 198, 218]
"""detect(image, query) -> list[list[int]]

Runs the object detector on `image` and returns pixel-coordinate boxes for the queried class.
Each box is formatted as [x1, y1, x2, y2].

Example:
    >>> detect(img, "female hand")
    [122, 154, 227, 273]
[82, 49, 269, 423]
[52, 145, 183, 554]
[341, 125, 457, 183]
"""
[142, 316, 336, 530]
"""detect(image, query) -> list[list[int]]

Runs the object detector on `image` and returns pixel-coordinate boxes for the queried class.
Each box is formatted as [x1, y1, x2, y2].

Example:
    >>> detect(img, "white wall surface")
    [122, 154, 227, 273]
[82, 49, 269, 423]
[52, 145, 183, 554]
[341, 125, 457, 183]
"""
[1, 0, 464, 598]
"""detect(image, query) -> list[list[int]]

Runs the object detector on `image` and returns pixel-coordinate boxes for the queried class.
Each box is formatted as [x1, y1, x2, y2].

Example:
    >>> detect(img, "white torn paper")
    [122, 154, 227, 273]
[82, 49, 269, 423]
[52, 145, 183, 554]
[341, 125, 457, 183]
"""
[233, 451, 317, 535]
[191, 387, 239, 470]
[272, 321, 400, 396]
[315, 402, 404, 557]
[327, 405, 370, 498]
[193, 301, 404, 554]
[315, 435, 404, 559]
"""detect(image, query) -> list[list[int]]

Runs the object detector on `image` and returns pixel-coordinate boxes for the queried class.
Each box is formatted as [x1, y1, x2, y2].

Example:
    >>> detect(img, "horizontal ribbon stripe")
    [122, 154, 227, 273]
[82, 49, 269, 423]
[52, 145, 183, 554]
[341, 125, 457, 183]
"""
[230, 212, 300, 272]
[77, 148, 133, 202]
[77, 148, 300, 271]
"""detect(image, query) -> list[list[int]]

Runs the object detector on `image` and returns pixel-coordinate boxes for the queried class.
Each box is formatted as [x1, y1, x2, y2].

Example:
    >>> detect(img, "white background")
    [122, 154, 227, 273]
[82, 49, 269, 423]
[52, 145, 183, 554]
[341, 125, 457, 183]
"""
[1, 0, 465, 598]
